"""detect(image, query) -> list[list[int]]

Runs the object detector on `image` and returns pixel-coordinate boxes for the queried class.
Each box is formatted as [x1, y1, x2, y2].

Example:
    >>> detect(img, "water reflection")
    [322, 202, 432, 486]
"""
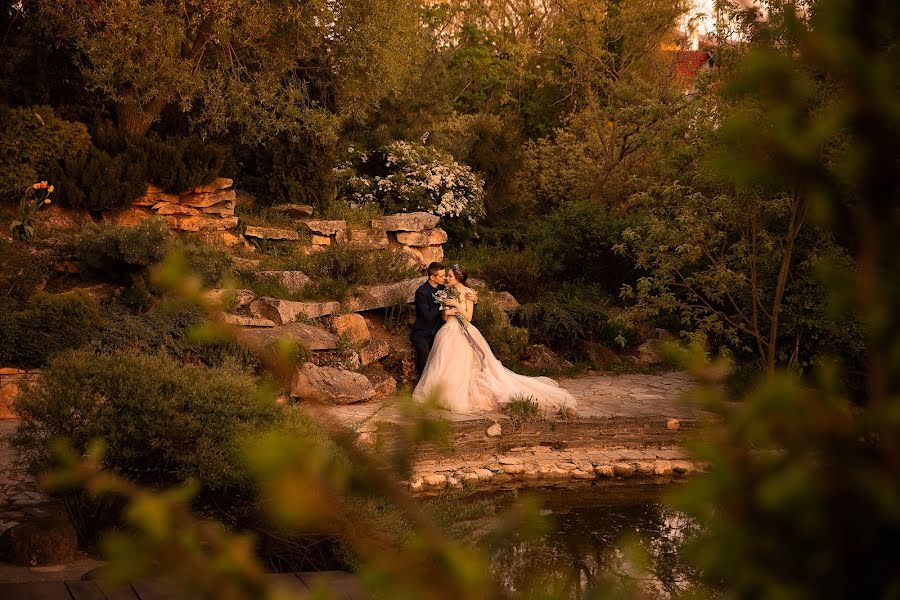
[488, 485, 704, 599]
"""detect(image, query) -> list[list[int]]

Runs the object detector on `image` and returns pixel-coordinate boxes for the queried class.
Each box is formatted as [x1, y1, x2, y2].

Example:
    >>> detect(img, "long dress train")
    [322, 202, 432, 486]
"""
[412, 315, 577, 413]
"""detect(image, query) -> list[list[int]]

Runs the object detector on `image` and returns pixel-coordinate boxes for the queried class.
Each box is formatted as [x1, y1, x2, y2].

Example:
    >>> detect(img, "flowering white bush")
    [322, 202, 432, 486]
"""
[335, 141, 486, 226]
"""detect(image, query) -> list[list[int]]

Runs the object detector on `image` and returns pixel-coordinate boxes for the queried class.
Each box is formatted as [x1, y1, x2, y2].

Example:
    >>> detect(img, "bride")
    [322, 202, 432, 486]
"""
[412, 264, 577, 413]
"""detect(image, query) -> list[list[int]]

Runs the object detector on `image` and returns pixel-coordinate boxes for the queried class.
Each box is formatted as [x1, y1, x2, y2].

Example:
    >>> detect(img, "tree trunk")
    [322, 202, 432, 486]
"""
[119, 90, 171, 136]
[766, 192, 807, 375]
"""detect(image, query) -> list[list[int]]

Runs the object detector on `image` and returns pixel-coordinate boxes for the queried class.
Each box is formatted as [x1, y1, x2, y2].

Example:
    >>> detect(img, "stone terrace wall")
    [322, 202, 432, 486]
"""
[103, 178, 241, 245]
[377, 415, 703, 463]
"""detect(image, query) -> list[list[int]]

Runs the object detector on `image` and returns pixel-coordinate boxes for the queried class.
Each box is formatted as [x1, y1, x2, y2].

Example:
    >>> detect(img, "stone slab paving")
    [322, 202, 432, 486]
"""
[0, 420, 56, 537]
[306, 370, 710, 431]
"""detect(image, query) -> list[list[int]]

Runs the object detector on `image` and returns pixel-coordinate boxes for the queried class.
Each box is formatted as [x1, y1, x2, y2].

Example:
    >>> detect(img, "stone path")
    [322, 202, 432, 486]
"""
[308, 370, 709, 430]
[0, 420, 54, 537]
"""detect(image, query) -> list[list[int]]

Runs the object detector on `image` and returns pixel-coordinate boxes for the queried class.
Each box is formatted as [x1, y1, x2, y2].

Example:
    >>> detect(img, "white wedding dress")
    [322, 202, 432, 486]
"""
[412, 288, 577, 413]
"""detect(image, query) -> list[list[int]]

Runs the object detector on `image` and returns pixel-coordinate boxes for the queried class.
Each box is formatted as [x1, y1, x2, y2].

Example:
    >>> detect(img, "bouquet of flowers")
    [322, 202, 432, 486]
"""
[433, 287, 468, 330]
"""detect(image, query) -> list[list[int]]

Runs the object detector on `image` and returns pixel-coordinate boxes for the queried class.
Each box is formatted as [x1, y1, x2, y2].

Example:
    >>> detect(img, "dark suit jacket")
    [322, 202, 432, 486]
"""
[410, 281, 445, 341]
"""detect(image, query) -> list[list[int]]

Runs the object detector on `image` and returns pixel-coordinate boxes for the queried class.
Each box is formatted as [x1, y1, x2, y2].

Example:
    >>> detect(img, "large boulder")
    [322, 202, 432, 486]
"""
[359, 339, 390, 366]
[343, 277, 426, 312]
[523, 344, 573, 371]
[493, 291, 520, 313]
[222, 314, 276, 327]
[331, 314, 370, 344]
[0, 510, 78, 566]
[395, 228, 448, 246]
[377, 212, 440, 232]
[244, 226, 300, 241]
[290, 363, 375, 404]
[236, 322, 339, 353]
[364, 368, 397, 397]
[583, 341, 622, 369]
[195, 231, 246, 247]
[152, 201, 200, 216]
[250, 297, 341, 324]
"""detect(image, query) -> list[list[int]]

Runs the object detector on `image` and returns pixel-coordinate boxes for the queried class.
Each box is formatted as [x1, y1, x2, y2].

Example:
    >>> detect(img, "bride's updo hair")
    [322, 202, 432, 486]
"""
[450, 263, 468, 284]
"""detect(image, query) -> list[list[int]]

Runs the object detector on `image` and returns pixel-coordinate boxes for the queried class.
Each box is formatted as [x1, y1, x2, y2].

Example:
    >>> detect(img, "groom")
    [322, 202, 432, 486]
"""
[410, 262, 477, 378]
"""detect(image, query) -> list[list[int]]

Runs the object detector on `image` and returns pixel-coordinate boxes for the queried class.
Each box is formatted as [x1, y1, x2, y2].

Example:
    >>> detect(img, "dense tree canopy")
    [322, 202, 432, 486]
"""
[31, 0, 422, 141]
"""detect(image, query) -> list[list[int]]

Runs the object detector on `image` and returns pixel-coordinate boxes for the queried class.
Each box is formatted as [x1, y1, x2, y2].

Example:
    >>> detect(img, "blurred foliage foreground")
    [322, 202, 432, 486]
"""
[18, 1, 900, 599]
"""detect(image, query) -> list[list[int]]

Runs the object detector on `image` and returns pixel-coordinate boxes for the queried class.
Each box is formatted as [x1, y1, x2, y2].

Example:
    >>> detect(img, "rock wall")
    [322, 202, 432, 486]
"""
[99, 179, 448, 265]
[243, 210, 447, 268]
[103, 178, 241, 244]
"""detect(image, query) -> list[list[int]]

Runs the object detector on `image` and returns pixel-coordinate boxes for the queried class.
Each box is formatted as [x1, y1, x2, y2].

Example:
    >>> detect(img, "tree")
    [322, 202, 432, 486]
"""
[618, 183, 846, 375]
[35, 0, 422, 141]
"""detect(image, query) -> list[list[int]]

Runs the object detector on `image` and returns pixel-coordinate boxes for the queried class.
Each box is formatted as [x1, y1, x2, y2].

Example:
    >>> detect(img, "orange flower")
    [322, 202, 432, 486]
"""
[44, 199, 52, 205]
[32, 182, 41, 189]
[47, 185, 54, 193]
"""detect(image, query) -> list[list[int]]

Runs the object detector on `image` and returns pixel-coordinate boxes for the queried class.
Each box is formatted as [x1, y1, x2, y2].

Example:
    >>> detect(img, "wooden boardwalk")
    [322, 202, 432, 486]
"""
[0, 570, 366, 599]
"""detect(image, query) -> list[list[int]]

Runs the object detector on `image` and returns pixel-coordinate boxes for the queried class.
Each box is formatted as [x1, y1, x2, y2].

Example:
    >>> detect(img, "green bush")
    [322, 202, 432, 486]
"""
[0, 291, 100, 367]
[75, 220, 171, 282]
[11, 350, 335, 544]
[92, 302, 258, 371]
[471, 294, 529, 363]
[0, 299, 22, 365]
[477, 248, 544, 303]
[599, 317, 640, 350]
[511, 285, 609, 356]
[143, 135, 230, 194]
[180, 242, 233, 287]
[0, 238, 48, 302]
[528, 200, 639, 294]
[296, 244, 419, 300]
[12, 351, 276, 490]
[46, 122, 230, 210]
[0, 105, 91, 203]
[236, 134, 336, 210]
[50, 146, 148, 211]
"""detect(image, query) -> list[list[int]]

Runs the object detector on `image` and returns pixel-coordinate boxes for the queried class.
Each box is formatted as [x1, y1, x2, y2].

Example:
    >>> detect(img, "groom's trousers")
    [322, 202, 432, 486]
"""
[410, 332, 435, 378]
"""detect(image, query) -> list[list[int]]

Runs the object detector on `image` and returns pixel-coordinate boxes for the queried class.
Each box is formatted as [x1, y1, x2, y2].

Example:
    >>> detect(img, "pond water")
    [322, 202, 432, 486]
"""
[487, 484, 707, 599]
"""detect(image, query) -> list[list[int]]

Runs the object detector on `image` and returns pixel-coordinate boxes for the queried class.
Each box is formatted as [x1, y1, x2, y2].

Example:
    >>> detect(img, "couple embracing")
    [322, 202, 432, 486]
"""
[410, 262, 576, 413]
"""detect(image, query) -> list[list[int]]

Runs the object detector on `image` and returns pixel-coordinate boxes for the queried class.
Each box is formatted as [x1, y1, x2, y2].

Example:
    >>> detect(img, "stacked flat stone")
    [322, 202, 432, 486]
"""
[301, 219, 348, 249]
[103, 178, 241, 244]
[375, 212, 447, 269]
